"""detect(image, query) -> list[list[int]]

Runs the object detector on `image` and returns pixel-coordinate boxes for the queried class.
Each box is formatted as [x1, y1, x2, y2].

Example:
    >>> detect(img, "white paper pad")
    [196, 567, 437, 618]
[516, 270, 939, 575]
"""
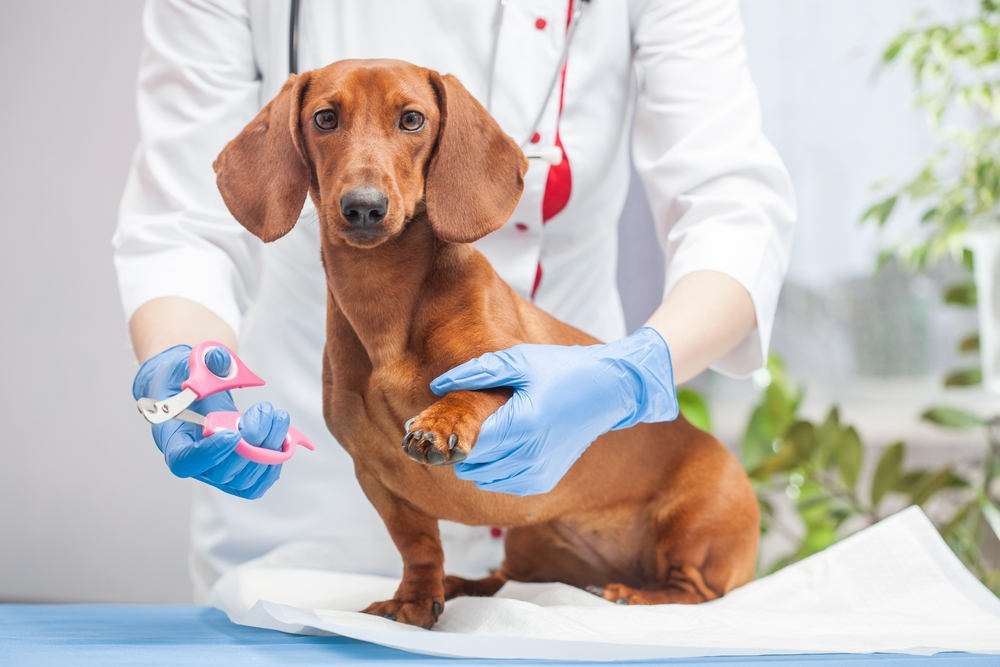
[209, 507, 1000, 661]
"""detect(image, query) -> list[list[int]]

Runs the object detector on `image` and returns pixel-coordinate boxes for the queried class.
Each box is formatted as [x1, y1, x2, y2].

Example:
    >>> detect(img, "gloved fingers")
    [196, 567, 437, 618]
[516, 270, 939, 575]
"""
[204, 346, 232, 377]
[199, 450, 254, 486]
[238, 402, 290, 451]
[231, 463, 282, 500]
[459, 394, 529, 465]
[214, 458, 268, 491]
[265, 409, 291, 450]
[132, 344, 192, 400]
[474, 471, 556, 497]
[162, 428, 241, 478]
[238, 402, 273, 446]
[430, 349, 525, 395]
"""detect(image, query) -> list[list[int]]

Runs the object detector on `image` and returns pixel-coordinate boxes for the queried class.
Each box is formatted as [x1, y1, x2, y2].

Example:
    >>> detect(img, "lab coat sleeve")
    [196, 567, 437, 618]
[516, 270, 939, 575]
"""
[629, 0, 797, 378]
[112, 0, 263, 336]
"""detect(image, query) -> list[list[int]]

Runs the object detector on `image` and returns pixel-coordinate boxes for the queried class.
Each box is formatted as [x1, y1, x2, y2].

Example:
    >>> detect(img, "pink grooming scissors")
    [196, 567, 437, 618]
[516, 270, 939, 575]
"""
[136, 341, 315, 465]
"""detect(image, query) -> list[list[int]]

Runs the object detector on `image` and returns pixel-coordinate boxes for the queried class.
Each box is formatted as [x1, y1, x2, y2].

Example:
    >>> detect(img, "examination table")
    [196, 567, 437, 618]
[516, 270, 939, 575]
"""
[1, 604, 996, 667]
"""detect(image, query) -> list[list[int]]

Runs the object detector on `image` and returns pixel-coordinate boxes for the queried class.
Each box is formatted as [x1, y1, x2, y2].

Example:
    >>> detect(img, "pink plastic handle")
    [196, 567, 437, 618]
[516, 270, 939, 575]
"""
[182, 341, 265, 399]
[202, 411, 316, 465]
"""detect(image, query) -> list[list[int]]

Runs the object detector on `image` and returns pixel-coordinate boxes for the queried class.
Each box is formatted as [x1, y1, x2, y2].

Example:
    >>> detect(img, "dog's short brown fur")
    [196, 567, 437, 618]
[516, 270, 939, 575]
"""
[215, 59, 759, 629]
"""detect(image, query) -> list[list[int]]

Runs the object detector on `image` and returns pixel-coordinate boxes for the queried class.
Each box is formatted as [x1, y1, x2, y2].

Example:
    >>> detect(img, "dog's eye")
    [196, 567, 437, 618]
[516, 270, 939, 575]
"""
[314, 110, 338, 131]
[400, 111, 425, 132]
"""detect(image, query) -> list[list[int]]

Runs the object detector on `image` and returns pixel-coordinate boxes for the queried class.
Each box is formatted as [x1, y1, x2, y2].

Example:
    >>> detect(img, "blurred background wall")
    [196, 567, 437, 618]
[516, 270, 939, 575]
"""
[0, 0, 993, 604]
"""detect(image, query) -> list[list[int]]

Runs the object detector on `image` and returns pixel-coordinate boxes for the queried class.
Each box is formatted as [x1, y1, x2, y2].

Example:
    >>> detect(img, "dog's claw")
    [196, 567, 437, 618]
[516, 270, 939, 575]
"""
[586, 585, 605, 597]
[447, 433, 458, 450]
[407, 438, 425, 462]
[384, 613, 397, 621]
[402, 432, 414, 450]
[404, 417, 416, 432]
[432, 601, 442, 622]
[616, 598, 629, 605]
[423, 431, 435, 443]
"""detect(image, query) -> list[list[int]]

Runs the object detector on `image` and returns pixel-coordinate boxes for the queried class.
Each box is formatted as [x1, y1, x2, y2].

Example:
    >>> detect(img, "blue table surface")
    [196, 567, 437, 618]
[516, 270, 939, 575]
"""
[0, 604, 996, 667]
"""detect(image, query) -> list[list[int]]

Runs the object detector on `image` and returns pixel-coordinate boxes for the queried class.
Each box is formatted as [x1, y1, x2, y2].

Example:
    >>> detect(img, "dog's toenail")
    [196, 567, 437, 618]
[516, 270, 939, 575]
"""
[432, 601, 442, 621]
[586, 585, 604, 596]
[402, 432, 414, 449]
[384, 613, 397, 621]
[616, 598, 629, 605]
[448, 434, 458, 450]
[426, 447, 446, 465]
[423, 431, 435, 443]
[404, 417, 415, 432]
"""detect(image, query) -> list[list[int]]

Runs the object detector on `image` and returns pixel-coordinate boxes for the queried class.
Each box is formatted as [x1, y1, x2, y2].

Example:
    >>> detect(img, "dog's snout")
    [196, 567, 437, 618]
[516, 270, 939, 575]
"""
[341, 188, 389, 229]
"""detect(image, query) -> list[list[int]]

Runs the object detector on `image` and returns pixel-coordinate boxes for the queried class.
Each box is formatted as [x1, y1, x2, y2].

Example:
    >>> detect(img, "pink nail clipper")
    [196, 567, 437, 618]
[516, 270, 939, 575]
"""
[136, 341, 315, 465]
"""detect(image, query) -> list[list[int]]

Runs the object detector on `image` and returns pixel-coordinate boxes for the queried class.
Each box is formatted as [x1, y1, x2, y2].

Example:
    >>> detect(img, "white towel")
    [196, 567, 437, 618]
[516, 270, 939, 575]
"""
[209, 506, 1000, 661]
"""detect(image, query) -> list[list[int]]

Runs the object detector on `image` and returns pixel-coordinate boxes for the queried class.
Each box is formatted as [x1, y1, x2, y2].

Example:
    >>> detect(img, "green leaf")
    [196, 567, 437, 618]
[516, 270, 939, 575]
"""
[748, 442, 799, 480]
[921, 406, 984, 428]
[815, 408, 843, 468]
[741, 405, 775, 473]
[785, 421, 816, 461]
[861, 195, 899, 227]
[963, 247, 975, 271]
[910, 467, 963, 506]
[942, 281, 978, 306]
[943, 367, 983, 387]
[871, 442, 904, 505]
[958, 332, 980, 353]
[883, 32, 910, 63]
[838, 426, 863, 491]
[894, 470, 930, 494]
[677, 388, 712, 433]
[800, 524, 838, 559]
[978, 493, 1000, 541]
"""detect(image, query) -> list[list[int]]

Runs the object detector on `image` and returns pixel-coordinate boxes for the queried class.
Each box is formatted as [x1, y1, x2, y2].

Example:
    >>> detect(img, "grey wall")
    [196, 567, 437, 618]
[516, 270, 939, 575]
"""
[0, 1, 193, 603]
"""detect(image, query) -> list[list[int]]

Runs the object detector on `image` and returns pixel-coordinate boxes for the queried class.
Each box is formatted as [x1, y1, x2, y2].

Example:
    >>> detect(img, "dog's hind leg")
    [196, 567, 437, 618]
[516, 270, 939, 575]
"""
[588, 563, 720, 605]
[442, 571, 509, 599]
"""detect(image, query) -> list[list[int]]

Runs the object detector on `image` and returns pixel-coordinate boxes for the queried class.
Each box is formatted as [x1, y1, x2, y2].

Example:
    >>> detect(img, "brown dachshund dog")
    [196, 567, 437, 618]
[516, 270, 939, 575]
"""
[214, 59, 759, 629]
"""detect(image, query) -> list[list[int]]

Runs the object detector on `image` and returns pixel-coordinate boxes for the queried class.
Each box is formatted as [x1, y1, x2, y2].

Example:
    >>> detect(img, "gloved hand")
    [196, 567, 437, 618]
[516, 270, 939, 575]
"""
[132, 345, 290, 499]
[430, 326, 678, 496]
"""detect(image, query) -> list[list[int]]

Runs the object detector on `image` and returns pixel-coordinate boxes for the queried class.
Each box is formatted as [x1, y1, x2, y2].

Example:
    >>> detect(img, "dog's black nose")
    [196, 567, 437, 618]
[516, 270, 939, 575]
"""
[340, 188, 388, 229]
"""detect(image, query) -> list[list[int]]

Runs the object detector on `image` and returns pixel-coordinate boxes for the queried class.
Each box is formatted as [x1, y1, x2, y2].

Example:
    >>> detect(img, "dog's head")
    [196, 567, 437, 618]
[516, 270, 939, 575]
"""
[214, 59, 528, 248]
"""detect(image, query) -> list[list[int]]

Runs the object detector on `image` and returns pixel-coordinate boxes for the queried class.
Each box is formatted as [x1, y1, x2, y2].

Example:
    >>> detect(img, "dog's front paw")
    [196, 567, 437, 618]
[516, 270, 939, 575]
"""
[401, 404, 479, 466]
[362, 597, 443, 629]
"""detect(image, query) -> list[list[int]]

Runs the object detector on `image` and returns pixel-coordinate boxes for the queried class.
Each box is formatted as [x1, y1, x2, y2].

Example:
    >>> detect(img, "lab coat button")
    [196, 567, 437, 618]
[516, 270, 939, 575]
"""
[490, 527, 504, 538]
[535, 18, 547, 30]
[530, 132, 541, 144]
[515, 223, 529, 232]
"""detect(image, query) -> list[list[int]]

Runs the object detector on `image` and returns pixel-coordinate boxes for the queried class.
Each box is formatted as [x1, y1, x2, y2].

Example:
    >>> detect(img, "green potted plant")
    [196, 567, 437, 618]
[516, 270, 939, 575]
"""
[863, 0, 1000, 393]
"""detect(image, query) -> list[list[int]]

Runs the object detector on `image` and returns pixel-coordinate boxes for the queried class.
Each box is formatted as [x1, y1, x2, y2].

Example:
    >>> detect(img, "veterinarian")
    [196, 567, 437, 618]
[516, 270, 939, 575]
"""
[115, 0, 795, 602]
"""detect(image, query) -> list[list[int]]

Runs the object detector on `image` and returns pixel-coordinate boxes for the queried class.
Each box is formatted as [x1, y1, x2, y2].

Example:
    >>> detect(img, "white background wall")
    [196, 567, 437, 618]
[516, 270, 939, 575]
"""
[0, 0, 957, 603]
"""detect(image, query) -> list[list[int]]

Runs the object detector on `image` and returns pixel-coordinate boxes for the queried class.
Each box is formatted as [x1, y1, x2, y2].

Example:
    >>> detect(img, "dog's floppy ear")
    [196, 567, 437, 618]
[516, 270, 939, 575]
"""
[214, 74, 311, 243]
[425, 72, 528, 244]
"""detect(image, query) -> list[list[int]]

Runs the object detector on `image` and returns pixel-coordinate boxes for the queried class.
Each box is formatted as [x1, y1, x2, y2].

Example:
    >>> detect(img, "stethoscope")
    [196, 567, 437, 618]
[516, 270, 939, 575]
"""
[287, 0, 590, 166]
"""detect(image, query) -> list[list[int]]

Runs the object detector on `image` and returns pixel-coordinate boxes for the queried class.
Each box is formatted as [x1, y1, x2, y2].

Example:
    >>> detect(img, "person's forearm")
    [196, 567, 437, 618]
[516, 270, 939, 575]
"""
[644, 270, 757, 385]
[130, 297, 238, 363]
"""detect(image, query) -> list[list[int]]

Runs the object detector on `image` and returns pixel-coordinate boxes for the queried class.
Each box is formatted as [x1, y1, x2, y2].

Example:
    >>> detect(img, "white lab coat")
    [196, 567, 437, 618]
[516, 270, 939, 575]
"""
[113, 0, 796, 602]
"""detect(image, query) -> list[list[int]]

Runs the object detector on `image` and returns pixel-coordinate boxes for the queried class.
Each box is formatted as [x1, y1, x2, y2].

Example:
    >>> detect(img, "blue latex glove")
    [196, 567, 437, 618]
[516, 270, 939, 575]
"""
[430, 327, 679, 496]
[132, 345, 290, 499]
